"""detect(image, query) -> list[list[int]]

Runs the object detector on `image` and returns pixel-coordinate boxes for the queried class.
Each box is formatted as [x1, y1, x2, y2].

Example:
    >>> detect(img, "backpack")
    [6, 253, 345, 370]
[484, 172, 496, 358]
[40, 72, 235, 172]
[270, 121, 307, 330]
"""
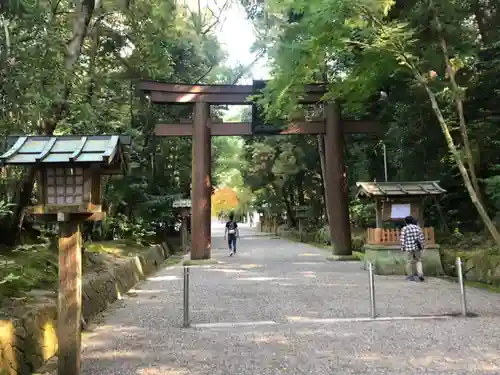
[228, 221, 236, 234]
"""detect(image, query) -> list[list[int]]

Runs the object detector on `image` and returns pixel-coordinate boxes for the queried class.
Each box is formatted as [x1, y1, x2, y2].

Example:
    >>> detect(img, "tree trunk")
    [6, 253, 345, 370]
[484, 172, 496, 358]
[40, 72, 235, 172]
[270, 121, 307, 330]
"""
[433, 11, 484, 205]
[283, 192, 296, 227]
[1, 167, 37, 246]
[86, 12, 101, 104]
[423, 82, 500, 245]
[317, 134, 330, 225]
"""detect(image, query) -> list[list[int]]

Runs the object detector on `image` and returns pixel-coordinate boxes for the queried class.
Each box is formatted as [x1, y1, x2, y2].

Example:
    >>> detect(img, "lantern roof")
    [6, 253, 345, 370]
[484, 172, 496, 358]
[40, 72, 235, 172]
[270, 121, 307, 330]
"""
[0, 135, 130, 172]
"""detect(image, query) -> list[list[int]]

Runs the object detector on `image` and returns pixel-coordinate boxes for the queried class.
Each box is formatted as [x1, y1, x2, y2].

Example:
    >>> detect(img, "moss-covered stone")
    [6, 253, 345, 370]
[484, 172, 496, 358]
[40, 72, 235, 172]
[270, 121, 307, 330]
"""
[441, 247, 500, 285]
[363, 244, 444, 276]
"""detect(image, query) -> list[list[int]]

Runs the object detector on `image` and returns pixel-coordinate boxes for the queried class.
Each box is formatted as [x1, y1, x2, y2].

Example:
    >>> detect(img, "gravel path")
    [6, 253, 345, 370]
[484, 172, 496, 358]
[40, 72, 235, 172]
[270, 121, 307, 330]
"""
[39, 222, 500, 374]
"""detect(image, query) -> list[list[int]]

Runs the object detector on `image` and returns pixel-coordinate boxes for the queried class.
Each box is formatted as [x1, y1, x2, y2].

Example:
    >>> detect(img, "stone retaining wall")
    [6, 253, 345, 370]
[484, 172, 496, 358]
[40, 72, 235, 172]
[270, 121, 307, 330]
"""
[0, 243, 169, 375]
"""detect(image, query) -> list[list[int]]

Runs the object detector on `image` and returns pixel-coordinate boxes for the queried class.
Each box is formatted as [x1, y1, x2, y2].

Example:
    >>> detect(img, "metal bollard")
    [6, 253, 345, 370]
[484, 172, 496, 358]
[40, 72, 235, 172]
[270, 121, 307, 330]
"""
[456, 257, 468, 317]
[183, 266, 190, 328]
[368, 261, 377, 319]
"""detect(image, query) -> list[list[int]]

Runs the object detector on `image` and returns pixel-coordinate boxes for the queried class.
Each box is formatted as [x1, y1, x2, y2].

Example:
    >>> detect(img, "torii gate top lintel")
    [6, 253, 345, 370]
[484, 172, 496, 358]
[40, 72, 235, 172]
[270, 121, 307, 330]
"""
[137, 79, 325, 105]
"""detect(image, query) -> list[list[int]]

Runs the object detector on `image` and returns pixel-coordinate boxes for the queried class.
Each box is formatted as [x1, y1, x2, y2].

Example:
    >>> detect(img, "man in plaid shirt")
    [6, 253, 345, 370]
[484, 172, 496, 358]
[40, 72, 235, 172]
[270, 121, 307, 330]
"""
[400, 216, 425, 281]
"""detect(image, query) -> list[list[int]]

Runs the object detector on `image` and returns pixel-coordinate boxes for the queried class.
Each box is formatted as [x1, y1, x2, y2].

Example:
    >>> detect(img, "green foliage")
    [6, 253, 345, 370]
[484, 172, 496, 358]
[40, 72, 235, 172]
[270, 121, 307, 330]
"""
[102, 214, 156, 246]
[484, 173, 500, 211]
[350, 200, 376, 228]
[0, 0, 245, 247]
[314, 225, 331, 245]
[0, 243, 57, 299]
[85, 240, 148, 256]
[240, 0, 500, 233]
[0, 200, 13, 218]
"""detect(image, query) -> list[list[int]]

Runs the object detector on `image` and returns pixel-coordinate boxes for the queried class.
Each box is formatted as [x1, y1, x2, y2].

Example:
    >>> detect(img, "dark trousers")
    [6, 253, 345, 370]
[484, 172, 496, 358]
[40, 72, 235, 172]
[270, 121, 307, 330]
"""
[228, 236, 237, 252]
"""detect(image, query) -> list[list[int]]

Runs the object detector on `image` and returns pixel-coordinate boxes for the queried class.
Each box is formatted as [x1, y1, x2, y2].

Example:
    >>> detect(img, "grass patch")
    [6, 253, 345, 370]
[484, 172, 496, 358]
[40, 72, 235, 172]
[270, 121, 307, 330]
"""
[85, 240, 149, 258]
[0, 240, 158, 305]
[0, 243, 57, 300]
[464, 280, 500, 293]
[165, 254, 184, 267]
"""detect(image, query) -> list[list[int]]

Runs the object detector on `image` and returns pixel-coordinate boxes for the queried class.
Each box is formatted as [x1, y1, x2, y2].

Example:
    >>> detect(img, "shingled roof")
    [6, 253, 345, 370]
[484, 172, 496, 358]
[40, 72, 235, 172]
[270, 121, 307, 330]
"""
[0, 135, 130, 171]
[356, 181, 446, 198]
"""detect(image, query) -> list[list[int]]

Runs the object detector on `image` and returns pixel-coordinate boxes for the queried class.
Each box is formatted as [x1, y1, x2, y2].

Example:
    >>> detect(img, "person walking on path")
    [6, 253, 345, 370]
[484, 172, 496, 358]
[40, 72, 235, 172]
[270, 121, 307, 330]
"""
[400, 215, 425, 282]
[224, 213, 239, 256]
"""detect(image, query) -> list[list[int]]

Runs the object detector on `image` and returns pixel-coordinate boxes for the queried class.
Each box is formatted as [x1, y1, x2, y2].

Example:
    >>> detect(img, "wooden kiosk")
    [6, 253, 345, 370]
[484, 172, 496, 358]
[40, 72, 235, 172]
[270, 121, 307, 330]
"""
[356, 181, 446, 275]
[0, 135, 129, 375]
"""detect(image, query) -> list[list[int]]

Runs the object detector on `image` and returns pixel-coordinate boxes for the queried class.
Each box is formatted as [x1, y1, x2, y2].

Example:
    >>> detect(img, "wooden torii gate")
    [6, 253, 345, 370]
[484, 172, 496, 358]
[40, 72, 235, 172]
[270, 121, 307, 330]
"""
[138, 80, 377, 260]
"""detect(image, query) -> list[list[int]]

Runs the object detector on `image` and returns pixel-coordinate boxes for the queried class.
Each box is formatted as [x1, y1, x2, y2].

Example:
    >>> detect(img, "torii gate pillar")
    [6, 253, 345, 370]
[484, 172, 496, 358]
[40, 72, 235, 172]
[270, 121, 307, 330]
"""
[325, 102, 352, 255]
[191, 102, 211, 259]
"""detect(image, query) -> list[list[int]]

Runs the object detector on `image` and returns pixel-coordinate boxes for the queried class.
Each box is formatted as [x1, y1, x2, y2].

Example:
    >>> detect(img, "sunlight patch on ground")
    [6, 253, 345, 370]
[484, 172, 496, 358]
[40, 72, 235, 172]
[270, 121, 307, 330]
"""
[127, 289, 167, 294]
[293, 261, 323, 265]
[321, 283, 360, 287]
[301, 271, 316, 278]
[236, 276, 288, 281]
[296, 329, 357, 338]
[286, 316, 454, 324]
[253, 333, 289, 345]
[240, 263, 262, 269]
[192, 321, 278, 328]
[297, 253, 322, 257]
[147, 275, 180, 281]
[138, 368, 188, 375]
[205, 268, 248, 273]
[86, 349, 146, 359]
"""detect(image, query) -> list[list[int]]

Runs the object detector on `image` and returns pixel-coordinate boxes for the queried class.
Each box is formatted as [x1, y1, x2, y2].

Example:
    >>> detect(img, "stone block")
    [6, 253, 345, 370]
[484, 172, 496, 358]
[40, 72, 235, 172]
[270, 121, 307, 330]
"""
[363, 244, 444, 276]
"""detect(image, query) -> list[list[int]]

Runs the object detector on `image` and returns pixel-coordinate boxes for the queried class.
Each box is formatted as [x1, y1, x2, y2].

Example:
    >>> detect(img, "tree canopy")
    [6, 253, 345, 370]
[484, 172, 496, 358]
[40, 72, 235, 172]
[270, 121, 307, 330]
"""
[1, 0, 500, 251]
[238, 0, 500, 245]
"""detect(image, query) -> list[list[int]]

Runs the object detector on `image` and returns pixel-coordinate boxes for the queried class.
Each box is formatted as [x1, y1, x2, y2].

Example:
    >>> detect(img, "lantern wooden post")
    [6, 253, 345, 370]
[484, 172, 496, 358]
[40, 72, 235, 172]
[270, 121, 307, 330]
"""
[57, 213, 83, 375]
[0, 135, 130, 375]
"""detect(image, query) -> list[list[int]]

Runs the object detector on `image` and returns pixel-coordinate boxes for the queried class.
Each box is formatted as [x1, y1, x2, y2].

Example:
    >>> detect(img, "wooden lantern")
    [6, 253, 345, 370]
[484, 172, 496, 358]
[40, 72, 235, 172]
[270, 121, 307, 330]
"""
[0, 135, 130, 375]
[0, 135, 129, 217]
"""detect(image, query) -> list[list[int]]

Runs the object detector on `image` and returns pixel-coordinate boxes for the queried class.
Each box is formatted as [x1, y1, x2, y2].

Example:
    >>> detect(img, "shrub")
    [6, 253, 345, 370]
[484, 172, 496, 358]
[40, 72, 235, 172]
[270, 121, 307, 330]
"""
[352, 235, 366, 252]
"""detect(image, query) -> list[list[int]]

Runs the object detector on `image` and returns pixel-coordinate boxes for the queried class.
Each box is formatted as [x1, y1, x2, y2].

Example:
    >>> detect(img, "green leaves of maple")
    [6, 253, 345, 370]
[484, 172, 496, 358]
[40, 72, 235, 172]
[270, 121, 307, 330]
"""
[239, 0, 500, 234]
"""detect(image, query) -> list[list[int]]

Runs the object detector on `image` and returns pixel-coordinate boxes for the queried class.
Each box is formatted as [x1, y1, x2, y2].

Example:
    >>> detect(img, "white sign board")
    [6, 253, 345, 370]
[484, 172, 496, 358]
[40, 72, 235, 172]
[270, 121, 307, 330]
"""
[390, 203, 411, 219]
[173, 199, 191, 208]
